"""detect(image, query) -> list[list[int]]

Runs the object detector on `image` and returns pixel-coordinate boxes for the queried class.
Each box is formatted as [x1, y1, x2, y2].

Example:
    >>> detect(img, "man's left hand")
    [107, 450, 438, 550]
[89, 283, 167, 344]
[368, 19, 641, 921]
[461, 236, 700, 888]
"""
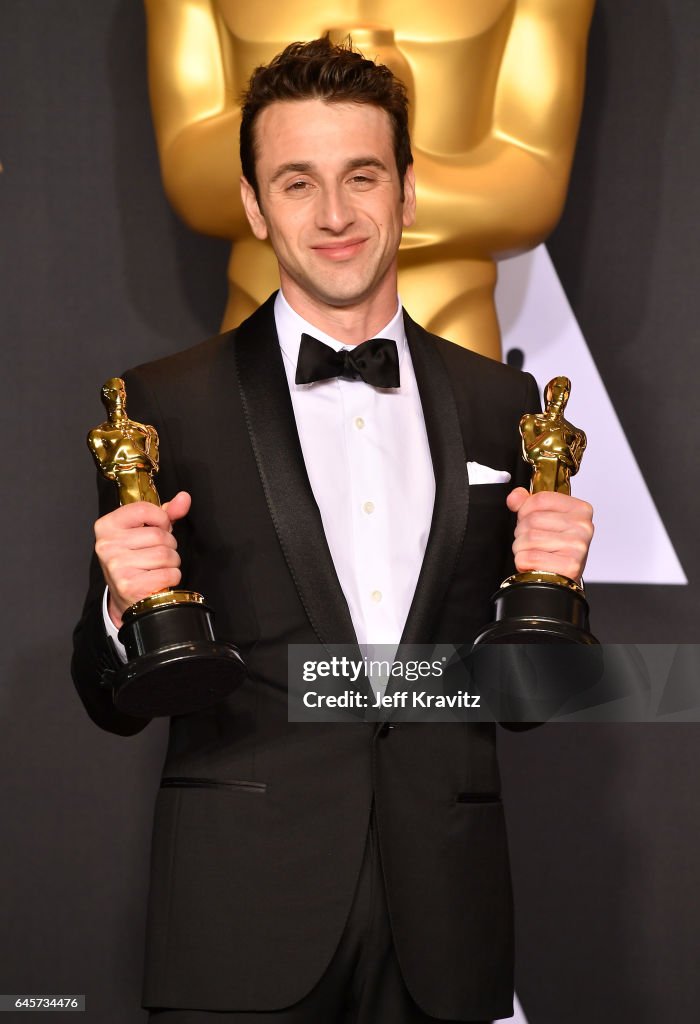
[507, 487, 594, 582]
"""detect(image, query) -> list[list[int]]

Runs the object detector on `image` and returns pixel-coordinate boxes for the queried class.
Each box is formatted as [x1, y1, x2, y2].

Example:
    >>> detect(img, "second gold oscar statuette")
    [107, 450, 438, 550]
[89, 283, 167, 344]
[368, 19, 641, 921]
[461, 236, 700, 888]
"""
[474, 376, 598, 646]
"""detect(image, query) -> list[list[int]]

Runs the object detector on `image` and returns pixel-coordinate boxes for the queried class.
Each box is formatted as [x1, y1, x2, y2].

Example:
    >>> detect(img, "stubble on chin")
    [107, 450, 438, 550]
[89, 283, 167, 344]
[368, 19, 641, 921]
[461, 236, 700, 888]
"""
[298, 251, 395, 310]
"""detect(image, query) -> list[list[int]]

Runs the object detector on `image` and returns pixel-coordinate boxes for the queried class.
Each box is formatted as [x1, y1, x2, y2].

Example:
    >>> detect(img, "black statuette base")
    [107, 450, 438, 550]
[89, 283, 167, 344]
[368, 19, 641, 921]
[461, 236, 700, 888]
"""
[474, 581, 599, 646]
[114, 602, 245, 717]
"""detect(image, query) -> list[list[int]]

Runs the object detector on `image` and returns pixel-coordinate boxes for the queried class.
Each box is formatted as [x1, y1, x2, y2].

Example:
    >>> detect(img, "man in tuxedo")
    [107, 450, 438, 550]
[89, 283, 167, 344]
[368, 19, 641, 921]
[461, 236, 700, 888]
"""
[73, 38, 594, 1023]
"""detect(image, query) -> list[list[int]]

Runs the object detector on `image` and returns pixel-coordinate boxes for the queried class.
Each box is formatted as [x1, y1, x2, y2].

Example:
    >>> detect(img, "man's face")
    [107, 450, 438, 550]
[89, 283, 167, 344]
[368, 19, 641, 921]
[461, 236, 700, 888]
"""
[240, 99, 415, 315]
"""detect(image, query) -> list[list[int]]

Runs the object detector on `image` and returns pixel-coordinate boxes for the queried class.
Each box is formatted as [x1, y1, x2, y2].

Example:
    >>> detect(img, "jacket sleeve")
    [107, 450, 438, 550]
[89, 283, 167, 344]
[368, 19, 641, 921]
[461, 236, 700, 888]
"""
[71, 476, 152, 735]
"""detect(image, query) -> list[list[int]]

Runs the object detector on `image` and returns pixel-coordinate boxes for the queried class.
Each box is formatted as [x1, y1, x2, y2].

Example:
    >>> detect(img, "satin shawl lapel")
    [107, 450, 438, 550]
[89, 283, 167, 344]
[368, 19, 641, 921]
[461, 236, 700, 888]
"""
[233, 296, 360, 651]
[398, 313, 471, 648]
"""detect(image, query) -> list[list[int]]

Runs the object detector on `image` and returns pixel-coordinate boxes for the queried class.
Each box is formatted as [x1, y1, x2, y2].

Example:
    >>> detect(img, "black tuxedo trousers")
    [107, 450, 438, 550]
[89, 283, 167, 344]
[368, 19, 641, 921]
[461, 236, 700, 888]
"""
[72, 296, 539, 1020]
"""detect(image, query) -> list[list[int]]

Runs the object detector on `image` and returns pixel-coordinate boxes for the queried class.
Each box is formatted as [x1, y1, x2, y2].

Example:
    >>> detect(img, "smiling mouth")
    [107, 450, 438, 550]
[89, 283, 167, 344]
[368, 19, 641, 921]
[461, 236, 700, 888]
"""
[312, 239, 368, 260]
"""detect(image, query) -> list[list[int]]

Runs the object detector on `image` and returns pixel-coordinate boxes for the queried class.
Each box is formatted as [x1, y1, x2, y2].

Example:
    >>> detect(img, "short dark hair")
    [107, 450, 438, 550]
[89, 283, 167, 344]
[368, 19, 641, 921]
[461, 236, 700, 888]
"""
[240, 36, 413, 200]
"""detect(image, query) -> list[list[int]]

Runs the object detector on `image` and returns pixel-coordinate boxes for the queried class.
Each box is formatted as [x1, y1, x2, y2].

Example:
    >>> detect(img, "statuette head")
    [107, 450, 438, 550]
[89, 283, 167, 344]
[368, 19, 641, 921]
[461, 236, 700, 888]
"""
[101, 377, 127, 416]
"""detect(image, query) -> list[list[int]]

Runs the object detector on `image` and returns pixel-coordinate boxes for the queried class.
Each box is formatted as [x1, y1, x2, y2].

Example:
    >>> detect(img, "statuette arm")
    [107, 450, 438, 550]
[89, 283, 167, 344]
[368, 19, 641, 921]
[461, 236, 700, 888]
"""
[144, 0, 247, 237]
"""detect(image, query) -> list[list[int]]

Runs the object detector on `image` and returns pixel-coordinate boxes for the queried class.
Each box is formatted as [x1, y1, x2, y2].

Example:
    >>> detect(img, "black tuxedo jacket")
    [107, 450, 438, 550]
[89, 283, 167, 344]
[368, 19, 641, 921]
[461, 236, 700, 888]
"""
[72, 295, 539, 1020]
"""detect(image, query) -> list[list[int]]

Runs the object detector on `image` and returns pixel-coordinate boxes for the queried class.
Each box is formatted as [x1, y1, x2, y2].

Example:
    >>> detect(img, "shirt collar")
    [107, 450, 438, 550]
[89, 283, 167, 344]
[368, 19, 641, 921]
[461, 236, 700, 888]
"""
[274, 290, 406, 376]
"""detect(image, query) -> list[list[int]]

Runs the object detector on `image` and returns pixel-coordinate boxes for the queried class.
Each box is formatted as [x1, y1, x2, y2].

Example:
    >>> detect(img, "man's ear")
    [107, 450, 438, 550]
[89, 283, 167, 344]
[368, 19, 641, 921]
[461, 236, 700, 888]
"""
[402, 164, 416, 228]
[240, 176, 268, 240]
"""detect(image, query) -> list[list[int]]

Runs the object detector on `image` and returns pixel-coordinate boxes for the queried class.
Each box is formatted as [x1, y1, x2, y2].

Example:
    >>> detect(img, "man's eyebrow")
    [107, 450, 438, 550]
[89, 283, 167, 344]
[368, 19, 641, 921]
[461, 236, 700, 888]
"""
[344, 157, 390, 173]
[268, 157, 391, 185]
[269, 162, 314, 185]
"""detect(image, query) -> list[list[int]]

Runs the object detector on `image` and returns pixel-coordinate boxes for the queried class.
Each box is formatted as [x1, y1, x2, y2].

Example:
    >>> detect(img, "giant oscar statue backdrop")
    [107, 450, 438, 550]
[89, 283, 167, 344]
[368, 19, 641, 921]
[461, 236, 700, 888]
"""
[143, 0, 595, 360]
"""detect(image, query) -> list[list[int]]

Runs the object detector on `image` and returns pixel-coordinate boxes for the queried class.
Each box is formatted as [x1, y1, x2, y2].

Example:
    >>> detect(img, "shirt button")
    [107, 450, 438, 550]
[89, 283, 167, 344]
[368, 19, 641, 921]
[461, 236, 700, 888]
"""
[371, 590, 382, 603]
[363, 501, 375, 515]
[354, 417, 365, 430]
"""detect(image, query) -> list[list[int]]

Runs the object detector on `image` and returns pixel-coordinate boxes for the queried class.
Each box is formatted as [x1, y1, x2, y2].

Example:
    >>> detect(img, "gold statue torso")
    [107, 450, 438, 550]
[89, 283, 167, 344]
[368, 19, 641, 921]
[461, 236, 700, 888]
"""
[145, 0, 594, 357]
[219, 1, 514, 154]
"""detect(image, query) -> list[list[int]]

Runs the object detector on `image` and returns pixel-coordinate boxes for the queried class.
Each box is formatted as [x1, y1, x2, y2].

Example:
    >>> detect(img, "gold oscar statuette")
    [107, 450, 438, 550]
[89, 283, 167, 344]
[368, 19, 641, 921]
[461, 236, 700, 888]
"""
[474, 377, 598, 645]
[87, 378, 246, 716]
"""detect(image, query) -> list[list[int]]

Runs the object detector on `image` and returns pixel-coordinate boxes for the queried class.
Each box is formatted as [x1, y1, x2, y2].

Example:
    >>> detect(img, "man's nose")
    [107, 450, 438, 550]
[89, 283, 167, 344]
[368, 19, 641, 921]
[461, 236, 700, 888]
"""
[316, 184, 355, 232]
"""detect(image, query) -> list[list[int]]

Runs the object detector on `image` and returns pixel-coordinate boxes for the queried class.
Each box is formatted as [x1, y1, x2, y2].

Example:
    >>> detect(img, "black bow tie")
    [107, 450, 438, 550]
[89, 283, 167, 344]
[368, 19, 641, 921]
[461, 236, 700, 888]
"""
[295, 333, 400, 389]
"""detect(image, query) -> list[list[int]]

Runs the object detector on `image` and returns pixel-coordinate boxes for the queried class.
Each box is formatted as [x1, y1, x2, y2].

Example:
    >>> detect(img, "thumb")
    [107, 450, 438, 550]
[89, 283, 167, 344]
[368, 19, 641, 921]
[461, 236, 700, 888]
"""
[506, 486, 530, 514]
[162, 490, 192, 525]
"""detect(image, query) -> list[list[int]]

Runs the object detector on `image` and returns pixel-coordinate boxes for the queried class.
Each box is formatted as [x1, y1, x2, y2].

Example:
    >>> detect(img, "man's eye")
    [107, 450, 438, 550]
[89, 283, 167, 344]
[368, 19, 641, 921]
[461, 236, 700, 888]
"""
[287, 180, 311, 191]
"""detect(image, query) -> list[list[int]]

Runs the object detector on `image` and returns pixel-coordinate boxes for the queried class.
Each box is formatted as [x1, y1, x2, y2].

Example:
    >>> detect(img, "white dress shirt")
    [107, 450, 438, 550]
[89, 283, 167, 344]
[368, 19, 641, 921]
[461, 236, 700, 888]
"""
[103, 290, 435, 659]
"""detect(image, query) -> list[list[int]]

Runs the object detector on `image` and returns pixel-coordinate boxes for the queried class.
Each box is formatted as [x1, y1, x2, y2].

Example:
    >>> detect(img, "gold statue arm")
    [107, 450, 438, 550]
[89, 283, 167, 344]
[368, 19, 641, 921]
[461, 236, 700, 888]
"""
[404, 0, 595, 257]
[144, 0, 246, 238]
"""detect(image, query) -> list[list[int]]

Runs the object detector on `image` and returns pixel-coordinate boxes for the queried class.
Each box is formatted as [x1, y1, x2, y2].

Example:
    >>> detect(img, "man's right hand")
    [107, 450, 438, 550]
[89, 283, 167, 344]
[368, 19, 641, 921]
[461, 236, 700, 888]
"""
[94, 491, 191, 629]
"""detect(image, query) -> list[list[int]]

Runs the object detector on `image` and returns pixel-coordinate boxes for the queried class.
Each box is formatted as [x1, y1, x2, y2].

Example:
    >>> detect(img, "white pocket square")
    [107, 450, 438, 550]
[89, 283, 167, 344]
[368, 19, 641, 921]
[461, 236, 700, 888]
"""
[467, 462, 511, 485]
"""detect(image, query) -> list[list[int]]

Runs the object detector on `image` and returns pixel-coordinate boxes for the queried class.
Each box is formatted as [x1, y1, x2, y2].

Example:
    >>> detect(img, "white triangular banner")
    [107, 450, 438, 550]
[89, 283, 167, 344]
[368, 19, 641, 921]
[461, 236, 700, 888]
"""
[495, 245, 686, 584]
